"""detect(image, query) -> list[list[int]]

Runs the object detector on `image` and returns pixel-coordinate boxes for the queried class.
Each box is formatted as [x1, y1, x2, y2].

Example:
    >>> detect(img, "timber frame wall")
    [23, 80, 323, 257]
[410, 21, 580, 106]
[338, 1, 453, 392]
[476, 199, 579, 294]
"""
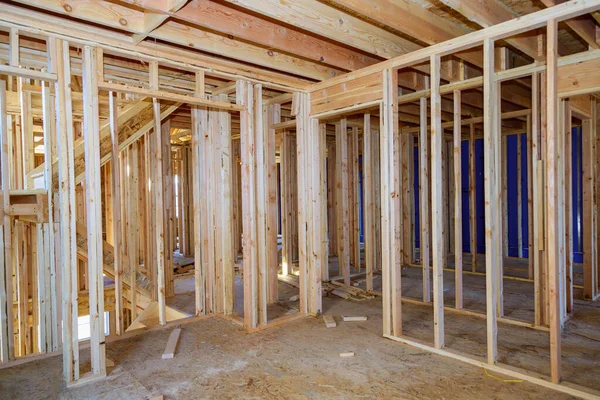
[0, 17, 316, 387]
[304, 1, 600, 399]
[0, 1, 600, 399]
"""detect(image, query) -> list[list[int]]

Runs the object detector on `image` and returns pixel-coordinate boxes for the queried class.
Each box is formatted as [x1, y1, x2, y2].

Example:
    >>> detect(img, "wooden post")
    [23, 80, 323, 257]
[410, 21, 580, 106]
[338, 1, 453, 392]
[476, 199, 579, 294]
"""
[238, 81, 258, 329]
[453, 90, 463, 310]
[381, 68, 401, 337]
[430, 56, 444, 348]
[199, 78, 214, 314]
[403, 132, 414, 267]
[531, 72, 545, 326]
[254, 85, 268, 325]
[527, 111, 535, 281]
[295, 92, 323, 316]
[82, 45, 106, 378]
[281, 129, 293, 277]
[162, 119, 174, 299]
[469, 124, 477, 272]
[564, 105, 573, 315]
[335, 119, 350, 284]
[56, 39, 78, 383]
[351, 126, 361, 272]
[517, 133, 523, 259]
[108, 90, 124, 335]
[420, 97, 431, 303]
[483, 38, 499, 364]
[296, 93, 308, 314]
[364, 113, 375, 292]
[266, 103, 280, 303]
[327, 139, 337, 260]
[209, 93, 234, 316]
[0, 79, 12, 362]
[582, 106, 598, 299]
[191, 71, 206, 315]
[150, 61, 167, 326]
[41, 58, 57, 352]
[546, 19, 562, 384]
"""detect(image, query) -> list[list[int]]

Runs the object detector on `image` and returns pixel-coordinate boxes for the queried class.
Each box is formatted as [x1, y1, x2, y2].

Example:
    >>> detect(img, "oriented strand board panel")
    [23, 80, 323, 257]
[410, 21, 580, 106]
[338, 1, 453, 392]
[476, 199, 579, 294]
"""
[310, 72, 383, 115]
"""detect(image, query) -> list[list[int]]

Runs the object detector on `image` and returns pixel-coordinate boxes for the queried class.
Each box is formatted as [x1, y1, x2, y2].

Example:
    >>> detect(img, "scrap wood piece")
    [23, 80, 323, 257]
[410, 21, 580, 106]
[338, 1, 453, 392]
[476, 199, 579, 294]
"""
[340, 352, 355, 357]
[162, 328, 182, 359]
[331, 289, 352, 299]
[323, 315, 336, 328]
[342, 316, 367, 322]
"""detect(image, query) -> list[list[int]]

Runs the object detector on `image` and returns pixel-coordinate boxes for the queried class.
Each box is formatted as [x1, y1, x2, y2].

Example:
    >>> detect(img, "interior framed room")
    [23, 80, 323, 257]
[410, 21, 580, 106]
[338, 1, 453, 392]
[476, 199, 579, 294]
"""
[0, 1, 600, 399]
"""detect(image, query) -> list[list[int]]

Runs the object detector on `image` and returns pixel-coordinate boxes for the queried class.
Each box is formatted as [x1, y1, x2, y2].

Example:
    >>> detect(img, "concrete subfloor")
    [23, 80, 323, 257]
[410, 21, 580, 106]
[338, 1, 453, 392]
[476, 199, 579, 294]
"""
[1, 256, 599, 399]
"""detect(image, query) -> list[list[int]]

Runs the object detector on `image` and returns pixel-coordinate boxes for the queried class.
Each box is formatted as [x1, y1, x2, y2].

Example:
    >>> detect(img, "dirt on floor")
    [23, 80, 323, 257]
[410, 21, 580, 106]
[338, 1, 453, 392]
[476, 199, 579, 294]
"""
[0, 294, 585, 399]
[1, 255, 598, 399]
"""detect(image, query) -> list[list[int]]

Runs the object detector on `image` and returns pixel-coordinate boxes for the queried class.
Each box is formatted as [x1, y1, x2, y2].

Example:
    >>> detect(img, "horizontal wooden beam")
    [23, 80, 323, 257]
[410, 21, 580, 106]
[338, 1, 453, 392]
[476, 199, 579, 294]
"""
[0, 3, 311, 91]
[98, 82, 244, 111]
[311, 0, 600, 92]
[270, 119, 296, 131]
[539, 0, 600, 49]
[221, 0, 421, 59]
[175, 0, 379, 71]
[439, 0, 541, 59]
[0, 65, 56, 82]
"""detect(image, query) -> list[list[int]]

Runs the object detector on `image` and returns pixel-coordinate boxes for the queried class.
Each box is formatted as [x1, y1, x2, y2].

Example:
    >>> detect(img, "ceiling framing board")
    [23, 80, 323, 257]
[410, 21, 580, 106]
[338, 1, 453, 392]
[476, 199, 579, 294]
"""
[0, 2, 313, 91]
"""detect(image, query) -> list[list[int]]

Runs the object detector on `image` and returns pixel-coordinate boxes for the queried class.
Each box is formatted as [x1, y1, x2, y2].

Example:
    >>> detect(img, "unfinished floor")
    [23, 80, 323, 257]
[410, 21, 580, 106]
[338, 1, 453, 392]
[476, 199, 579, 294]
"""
[3, 257, 599, 399]
[0, 295, 580, 400]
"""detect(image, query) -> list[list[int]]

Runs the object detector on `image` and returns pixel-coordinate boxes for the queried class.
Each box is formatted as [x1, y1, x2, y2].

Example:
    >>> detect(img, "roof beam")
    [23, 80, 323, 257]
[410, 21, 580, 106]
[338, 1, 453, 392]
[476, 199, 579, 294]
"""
[220, 0, 422, 59]
[322, 0, 481, 66]
[439, 0, 542, 60]
[150, 21, 342, 81]
[173, 0, 380, 71]
[10, 0, 147, 33]
[0, 3, 311, 90]
[538, 0, 600, 49]
[131, 0, 188, 44]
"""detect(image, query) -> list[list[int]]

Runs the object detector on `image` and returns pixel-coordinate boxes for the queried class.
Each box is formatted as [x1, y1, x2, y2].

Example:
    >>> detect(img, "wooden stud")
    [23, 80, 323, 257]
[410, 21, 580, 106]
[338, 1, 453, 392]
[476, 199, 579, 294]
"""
[266, 103, 280, 303]
[419, 97, 431, 303]
[56, 39, 78, 383]
[351, 126, 361, 272]
[238, 81, 258, 329]
[82, 45, 106, 377]
[191, 71, 206, 315]
[162, 119, 174, 300]
[326, 138, 337, 264]
[381, 69, 401, 337]
[483, 38, 499, 364]
[150, 61, 167, 326]
[255, 85, 268, 325]
[546, 19, 562, 384]
[469, 123, 477, 272]
[108, 90, 124, 335]
[453, 90, 463, 310]
[281, 129, 293, 277]
[564, 105, 573, 315]
[430, 55, 444, 348]
[0, 80, 12, 362]
[364, 113, 375, 292]
[582, 106, 598, 299]
[335, 119, 350, 285]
